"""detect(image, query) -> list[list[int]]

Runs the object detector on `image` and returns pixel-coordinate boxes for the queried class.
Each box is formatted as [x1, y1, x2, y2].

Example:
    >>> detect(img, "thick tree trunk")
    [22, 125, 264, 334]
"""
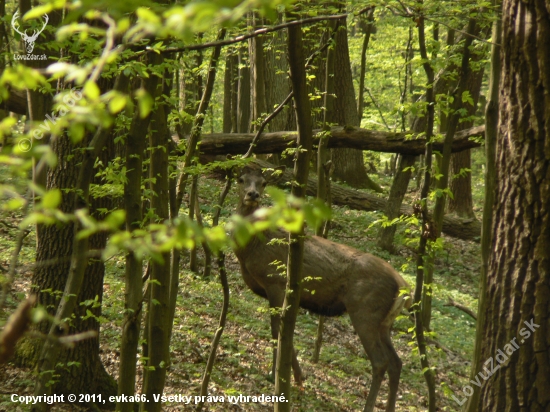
[331, 21, 371, 189]
[17, 134, 116, 403]
[264, 20, 295, 132]
[473, 1, 550, 410]
[117, 107, 148, 411]
[142, 97, 171, 412]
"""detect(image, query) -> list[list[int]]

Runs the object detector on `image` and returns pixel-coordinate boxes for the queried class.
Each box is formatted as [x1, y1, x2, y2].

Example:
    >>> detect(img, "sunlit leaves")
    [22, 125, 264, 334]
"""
[108, 93, 128, 114]
[23, 4, 54, 20]
[42, 189, 61, 209]
[0, 66, 47, 91]
[84, 81, 100, 100]
[136, 88, 153, 118]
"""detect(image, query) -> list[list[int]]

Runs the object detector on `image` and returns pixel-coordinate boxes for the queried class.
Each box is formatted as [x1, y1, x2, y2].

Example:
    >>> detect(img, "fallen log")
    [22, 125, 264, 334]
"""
[253, 159, 481, 242]
[197, 125, 484, 156]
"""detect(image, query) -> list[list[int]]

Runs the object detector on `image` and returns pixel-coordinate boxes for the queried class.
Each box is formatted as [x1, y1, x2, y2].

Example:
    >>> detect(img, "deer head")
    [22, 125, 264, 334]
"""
[12, 11, 49, 54]
[235, 165, 285, 216]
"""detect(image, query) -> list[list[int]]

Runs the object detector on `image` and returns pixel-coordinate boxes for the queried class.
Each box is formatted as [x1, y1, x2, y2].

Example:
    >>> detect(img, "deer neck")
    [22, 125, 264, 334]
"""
[236, 201, 258, 217]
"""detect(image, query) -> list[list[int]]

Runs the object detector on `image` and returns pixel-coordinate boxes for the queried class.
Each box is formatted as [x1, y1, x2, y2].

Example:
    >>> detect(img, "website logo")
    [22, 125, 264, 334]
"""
[11, 10, 49, 55]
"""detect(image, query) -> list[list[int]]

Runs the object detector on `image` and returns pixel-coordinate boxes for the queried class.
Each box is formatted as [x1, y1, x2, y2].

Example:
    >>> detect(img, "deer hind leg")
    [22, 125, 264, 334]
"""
[266, 287, 303, 385]
[381, 329, 401, 412]
[348, 311, 390, 412]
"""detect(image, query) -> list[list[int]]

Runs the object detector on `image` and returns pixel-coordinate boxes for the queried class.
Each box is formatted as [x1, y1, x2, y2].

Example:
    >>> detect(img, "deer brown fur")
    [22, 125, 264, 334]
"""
[233, 165, 411, 412]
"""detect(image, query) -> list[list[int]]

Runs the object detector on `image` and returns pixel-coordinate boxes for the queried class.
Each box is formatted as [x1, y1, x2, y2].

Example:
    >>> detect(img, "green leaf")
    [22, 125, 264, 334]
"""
[24, 5, 53, 20]
[42, 189, 61, 209]
[105, 210, 126, 229]
[4, 197, 26, 211]
[137, 7, 161, 24]
[109, 94, 127, 114]
[265, 186, 286, 205]
[69, 123, 85, 143]
[136, 89, 153, 118]
[84, 81, 100, 99]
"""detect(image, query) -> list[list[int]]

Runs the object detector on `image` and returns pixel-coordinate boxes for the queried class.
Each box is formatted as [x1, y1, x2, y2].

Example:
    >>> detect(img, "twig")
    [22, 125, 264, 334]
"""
[444, 299, 477, 320]
[197, 172, 232, 408]
[243, 93, 293, 159]
[212, 173, 233, 227]
[385, 6, 499, 46]
[0, 220, 18, 229]
[89, 14, 117, 83]
[175, 28, 227, 210]
[425, 17, 499, 46]
[366, 88, 391, 131]
[147, 8, 372, 55]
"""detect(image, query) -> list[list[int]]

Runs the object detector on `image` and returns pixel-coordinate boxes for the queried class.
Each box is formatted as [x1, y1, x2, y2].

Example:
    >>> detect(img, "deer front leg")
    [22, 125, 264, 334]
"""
[266, 287, 303, 385]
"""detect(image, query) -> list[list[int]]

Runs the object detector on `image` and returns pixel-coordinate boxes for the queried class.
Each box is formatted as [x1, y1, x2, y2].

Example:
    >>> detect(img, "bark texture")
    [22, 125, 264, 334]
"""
[448, 57, 486, 218]
[274, 15, 312, 411]
[376, 155, 415, 252]
[476, 0, 550, 409]
[330, 22, 370, 189]
[17, 134, 116, 401]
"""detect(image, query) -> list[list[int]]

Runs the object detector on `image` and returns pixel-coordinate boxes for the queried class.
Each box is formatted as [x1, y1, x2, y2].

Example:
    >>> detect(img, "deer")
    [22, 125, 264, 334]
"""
[232, 165, 411, 412]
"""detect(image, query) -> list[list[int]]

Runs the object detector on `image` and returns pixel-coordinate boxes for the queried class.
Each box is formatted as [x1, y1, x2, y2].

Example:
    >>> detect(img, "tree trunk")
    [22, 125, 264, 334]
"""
[222, 51, 237, 133]
[422, 17, 483, 331]
[356, 7, 375, 122]
[237, 48, 251, 133]
[331, 21, 372, 190]
[117, 108, 148, 411]
[448, 59, 485, 218]
[376, 154, 415, 252]
[274, 15, 312, 412]
[264, 18, 295, 132]
[142, 94, 171, 412]
[248, 12, 267, 132]
[463, 3, 501, 410]
[448, 150, 475, 217]
[414, 14, 437, 412]
[17, 133, 116, 404]
[473, 1, 550, 409]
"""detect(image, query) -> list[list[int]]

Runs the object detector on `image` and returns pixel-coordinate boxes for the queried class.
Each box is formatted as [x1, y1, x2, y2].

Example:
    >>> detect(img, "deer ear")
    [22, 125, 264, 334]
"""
[263, 166, 286, 183]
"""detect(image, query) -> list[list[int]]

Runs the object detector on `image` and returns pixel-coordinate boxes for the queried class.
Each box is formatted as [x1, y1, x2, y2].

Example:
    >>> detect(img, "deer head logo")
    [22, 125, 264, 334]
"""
[11, 11, 49, 54]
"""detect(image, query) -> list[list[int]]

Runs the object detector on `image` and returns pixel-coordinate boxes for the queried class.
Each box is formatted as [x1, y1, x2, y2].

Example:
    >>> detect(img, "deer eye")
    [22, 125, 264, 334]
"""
[238, 178, 244, 184]
[262, 181, 267, 187]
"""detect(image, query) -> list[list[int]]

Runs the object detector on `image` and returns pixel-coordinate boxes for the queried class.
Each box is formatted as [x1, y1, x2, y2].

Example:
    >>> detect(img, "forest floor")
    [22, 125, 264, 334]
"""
[0, 172, 482, 412]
